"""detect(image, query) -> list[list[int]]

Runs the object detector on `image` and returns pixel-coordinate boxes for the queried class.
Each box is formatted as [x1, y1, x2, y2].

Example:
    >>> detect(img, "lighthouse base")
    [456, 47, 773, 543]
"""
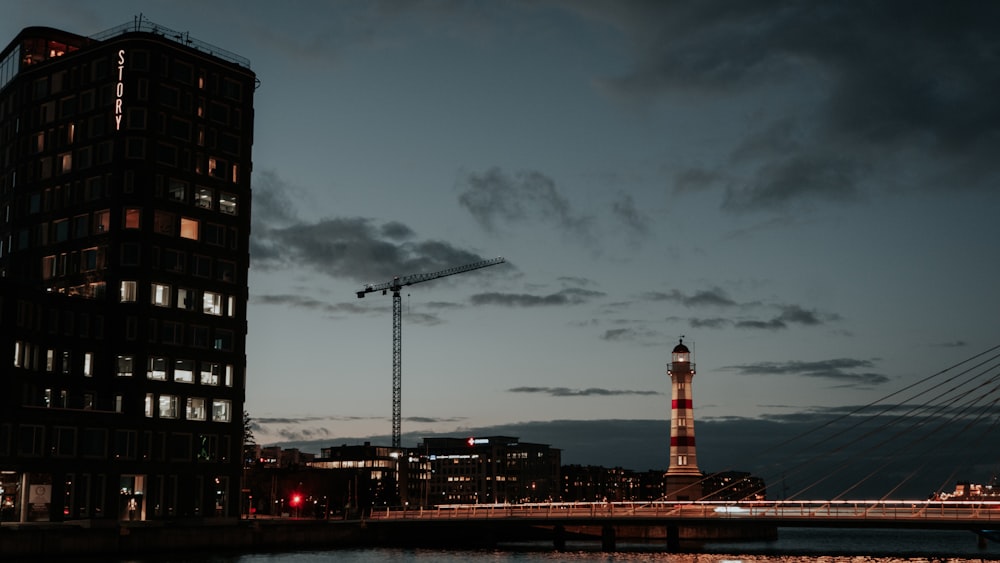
[664, 473, 702, 501]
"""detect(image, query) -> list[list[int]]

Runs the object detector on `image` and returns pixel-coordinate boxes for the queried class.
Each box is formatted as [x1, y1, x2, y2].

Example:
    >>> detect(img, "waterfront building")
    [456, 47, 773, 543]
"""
[0, 19, 255, 522]
[664, 338, 703, 500]
[561, 465, 665, 502]
[419, 436, 560, 504]
[701, 471, 766, 501]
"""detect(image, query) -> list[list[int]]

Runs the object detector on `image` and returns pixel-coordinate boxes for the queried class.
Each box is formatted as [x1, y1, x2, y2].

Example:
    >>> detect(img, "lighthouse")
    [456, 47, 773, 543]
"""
[664, 338, 702, 500]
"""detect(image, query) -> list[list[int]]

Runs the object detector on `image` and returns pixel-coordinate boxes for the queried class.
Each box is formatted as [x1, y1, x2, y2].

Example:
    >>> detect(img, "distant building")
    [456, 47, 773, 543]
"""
[419, 436, 560, 504]
[561, 465, 665, 502]
[0, 19, 255, 522]
[701, 471, 766, 501]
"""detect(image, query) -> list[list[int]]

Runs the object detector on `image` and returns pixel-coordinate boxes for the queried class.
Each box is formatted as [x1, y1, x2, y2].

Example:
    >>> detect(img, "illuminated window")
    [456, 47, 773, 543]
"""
[174, 359, 194, 383]
[147, 357, 167, 380]
[83, 352, 93, 377]
[203, 291, 222, 315]
[180, 217, 199, 240]
[678, 455, 688, 466]
[178, 288, 197, 311]
[145, 394, 153, 417]
[220, 192, 237, 215]
[42, 255, 56, 279]
[59, 152, 72, 173]
[120, 280, 137, 302]
[159, 395, 178, 418]
[200, 362, 220, 386]
[117, 355, 133, 377]
[94, 209, 110, 233]
[187, 398, 206, 421]
[212, 399, 231, 422]
[195, 187, 213, 209]
[151, 283, 171, 307]
[124, 208, 141, 229]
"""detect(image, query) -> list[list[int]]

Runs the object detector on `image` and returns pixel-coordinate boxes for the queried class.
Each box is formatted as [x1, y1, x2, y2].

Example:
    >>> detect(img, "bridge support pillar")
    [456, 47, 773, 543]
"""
[601, 524, 616, 552]
[553, 524, 566, 550]
[666, 524, 680, 552]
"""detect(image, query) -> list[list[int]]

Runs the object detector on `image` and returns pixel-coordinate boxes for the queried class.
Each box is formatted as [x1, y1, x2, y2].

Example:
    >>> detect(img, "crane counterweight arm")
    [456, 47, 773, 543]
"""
[356, 256, 505, 298]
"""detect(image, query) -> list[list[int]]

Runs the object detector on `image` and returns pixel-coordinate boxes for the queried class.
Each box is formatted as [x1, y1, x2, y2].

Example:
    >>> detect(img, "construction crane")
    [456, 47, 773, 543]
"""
[356, 256, 506, 448]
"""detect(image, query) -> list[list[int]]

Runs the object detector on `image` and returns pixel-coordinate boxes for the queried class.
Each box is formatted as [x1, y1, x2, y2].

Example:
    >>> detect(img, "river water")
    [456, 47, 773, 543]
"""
[23, 528, 1000, 562]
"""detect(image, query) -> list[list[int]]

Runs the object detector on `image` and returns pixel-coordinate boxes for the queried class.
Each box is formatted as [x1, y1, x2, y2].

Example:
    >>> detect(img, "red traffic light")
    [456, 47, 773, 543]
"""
[289, 493, 302, 507]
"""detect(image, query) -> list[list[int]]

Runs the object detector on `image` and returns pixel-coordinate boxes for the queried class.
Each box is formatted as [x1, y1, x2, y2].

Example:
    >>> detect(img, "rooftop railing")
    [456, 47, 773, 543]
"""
[91, 15, 250, 69]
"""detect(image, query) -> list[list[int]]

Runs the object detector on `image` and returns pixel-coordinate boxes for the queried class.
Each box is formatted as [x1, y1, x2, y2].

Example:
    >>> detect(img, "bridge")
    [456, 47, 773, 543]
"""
[358, 344, 1000, 552]
[363, 499, 1000, 551]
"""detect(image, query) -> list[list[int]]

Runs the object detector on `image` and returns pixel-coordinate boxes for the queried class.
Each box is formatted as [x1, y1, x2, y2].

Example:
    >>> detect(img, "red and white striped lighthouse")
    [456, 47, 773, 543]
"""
[664, 338, 701, 500]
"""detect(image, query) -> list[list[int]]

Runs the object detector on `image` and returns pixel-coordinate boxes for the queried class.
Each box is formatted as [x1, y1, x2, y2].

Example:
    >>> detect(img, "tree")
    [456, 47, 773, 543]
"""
[243, 410, 255, 445]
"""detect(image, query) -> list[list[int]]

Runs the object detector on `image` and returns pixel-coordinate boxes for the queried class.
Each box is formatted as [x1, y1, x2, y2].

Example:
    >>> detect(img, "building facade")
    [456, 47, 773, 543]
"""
[0, 19, 255, 522]
[420, 436, 560, 504]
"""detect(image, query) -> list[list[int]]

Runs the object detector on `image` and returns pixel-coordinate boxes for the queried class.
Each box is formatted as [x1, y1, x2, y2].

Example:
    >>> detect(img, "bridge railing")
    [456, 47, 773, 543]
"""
[367, 499, 1000, 522]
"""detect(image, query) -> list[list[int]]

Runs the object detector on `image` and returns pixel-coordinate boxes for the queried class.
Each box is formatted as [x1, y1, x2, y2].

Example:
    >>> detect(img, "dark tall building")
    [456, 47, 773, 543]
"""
[0, 19, 255, 522]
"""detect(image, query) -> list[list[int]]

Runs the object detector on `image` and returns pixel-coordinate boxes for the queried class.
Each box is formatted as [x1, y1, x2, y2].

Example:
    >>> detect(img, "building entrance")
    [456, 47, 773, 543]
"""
[119, 475, 146, 521]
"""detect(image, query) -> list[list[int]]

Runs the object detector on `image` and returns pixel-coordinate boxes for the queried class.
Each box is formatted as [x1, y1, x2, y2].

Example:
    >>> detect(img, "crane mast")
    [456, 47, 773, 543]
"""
[357, 257, 505, 448]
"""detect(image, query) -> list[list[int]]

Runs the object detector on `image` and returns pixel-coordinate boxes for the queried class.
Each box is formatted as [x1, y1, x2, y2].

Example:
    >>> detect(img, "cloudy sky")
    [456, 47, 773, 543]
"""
[6, 1, 1000, 499]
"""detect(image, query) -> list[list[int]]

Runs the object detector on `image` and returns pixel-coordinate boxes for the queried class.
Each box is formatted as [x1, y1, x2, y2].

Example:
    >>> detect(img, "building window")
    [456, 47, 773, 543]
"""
[187, 397, 206, 421]
[203, 291, 222, 315]
[153, 210, 175, 236]
[83, 352, 93, 377]
[159, 395, 179, 419]
[168, 178, 187, 201]
[678, 455, 688, 466]
[117, 355, 133, 377]
[212, 399, 231, 422]
[213, 330, 233, 351]
[94, 209, 110, 233]
[220, 193, 237, 215]
[120, 280, 137, 302]
[180, 217, 199, 240]
[200, 362, 219, 386]
[147, 357, 167, 380]
[144, 394, 154, 417]
[124, 208, 141, 229]
[151, 283, 171, 307]
[178, 288, 197, 311]
[162, 321, 183, 345]
[195, 187, 213, 209]
[174, 359, 194, 383]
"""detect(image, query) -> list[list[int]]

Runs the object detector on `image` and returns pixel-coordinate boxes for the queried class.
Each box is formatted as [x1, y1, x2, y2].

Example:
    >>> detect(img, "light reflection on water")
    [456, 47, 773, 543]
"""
[32, 528, 1000, 563]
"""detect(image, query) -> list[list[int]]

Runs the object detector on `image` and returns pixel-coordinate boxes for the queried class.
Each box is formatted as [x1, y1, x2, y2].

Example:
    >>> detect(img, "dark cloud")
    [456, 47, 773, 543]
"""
[722, 154, 866, 211]
[253, 215, 497, 283]
[253, 294, 371, 315]
[601, 328, 637, 341]
[722, 358, 889, 386]
[584, 1, 1000, 207]
[457, 167, 596, 240]
[508, 386, 660, 397]
[470, 288, 605, 307]
[643, 287, 738, 308]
